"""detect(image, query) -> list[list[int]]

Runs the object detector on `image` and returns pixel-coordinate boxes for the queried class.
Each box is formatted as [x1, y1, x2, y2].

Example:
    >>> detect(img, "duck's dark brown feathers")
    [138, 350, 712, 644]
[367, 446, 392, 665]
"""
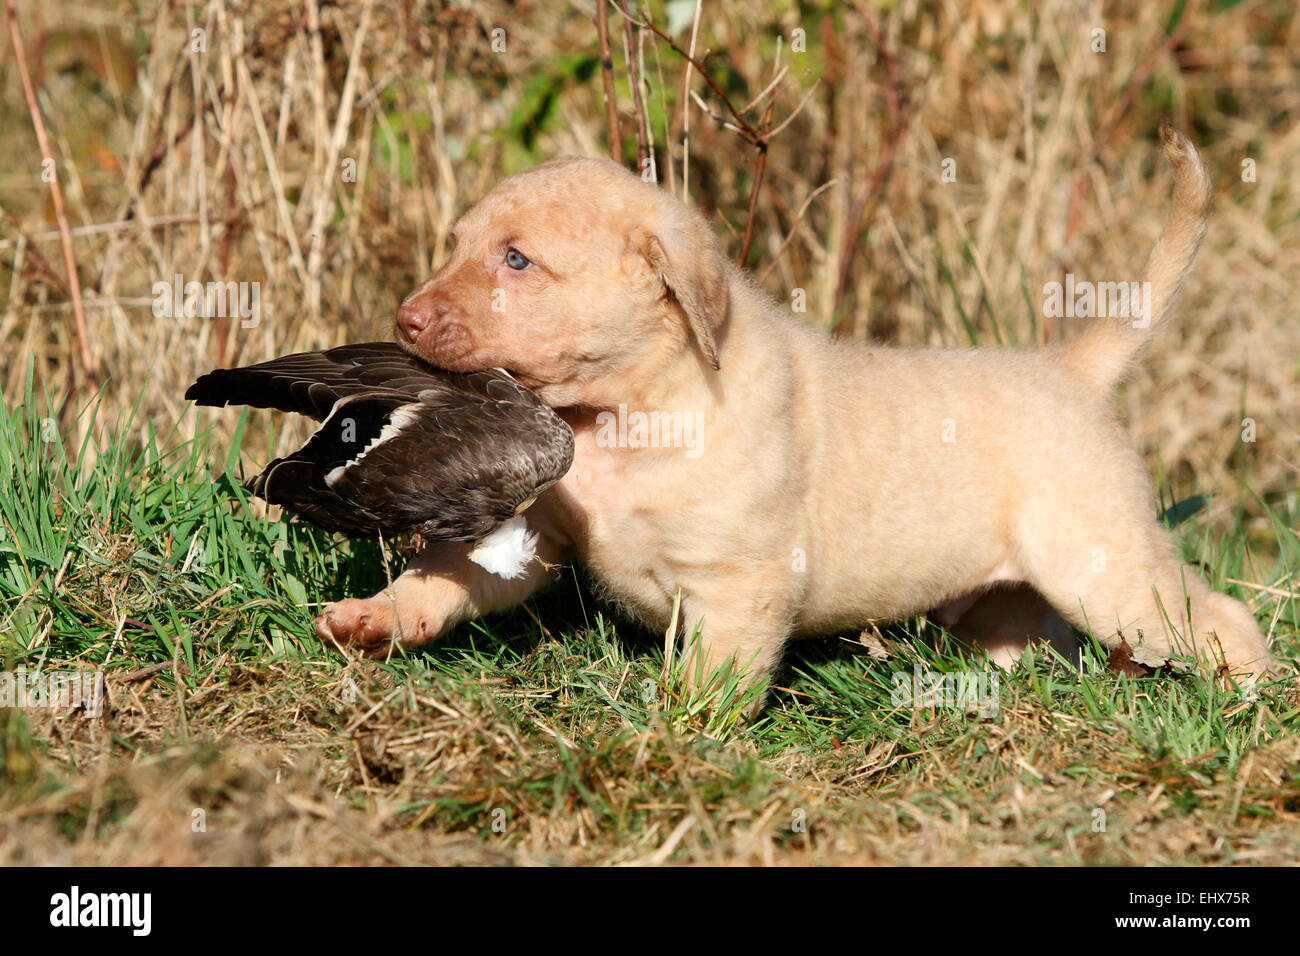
[185, 343, 574, 540]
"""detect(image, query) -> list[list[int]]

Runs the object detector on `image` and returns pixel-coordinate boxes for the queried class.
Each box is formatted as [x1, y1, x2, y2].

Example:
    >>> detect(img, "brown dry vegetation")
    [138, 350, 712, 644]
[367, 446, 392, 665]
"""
[3, 0, 1297, 516]
[5, 658, 1300, 866]
[1, 0, 1297, 866]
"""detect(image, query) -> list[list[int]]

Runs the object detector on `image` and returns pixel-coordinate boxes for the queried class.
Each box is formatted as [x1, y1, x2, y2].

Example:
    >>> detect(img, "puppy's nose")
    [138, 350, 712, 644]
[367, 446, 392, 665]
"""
[396, 298, 436, 340]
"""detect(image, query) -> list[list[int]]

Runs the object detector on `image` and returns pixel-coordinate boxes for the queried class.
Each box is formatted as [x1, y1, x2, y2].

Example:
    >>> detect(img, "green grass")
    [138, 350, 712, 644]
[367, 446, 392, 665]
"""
[1, 386, 1297, 865]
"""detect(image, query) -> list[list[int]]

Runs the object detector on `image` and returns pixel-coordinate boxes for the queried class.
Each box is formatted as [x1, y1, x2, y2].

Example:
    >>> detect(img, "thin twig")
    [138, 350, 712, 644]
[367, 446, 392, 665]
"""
[739, 66, 788, 115]
[625, 9, 763, 146]
[688, 90, 745, 135]
[1063, 24, 1186, 250]
[304, 0, 373, 321]
[650, 26, 673, 193]
[112, 41, 191, 230]
[619, 0, 650, 174]
[755, 178, 837, 286]
[831, 9, 905, 338]
[1223, 577, 1295, 600]
[676, 0, 702, 201]
[737, 96, 775, 268]
[764, 80, 821, 140]
[0, 211, 244, 251]
[0, 210, 70, 292]
[596, 0, 621, 162]
[738, 41, 792, 267]
[6, 0, 96, 381]
[636, 9, 810, 271]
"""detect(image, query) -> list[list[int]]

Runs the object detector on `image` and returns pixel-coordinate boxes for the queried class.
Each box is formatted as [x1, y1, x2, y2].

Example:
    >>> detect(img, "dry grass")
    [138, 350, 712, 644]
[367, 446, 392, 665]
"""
[2, 1, 1296, 519]
[4, 653, 1298, 866]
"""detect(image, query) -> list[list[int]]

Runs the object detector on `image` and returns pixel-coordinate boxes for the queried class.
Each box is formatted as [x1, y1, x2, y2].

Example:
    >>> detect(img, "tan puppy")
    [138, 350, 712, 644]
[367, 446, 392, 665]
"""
[314, 123, 1273, 700]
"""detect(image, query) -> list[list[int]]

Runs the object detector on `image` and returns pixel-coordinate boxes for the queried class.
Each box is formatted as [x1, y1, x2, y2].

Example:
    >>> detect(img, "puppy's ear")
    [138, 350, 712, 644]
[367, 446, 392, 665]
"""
[632, 212, 729, 370]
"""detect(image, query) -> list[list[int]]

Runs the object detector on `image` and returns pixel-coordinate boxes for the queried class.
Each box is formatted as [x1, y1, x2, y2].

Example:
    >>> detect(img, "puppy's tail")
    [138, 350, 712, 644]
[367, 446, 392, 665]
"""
[1060, 121, 1212, 392]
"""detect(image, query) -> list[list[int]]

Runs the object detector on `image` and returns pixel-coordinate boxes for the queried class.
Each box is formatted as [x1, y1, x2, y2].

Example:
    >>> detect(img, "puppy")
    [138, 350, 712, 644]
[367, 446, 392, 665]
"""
[314, 123, 1273, 701]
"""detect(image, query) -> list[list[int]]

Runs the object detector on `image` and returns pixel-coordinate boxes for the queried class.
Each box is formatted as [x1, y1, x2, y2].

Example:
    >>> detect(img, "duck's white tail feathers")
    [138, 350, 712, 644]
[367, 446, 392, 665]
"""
[468, 516, 538, 579]
[1061, 121, 1212, 392]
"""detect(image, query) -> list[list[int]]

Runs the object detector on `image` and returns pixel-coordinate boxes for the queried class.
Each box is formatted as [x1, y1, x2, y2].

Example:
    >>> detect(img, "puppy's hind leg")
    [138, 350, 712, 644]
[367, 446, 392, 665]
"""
[1016, 489, 1272, 681]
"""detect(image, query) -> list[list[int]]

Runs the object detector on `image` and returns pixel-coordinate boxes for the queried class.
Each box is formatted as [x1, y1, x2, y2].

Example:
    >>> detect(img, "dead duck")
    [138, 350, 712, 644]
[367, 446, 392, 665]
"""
[185, 342, 574, 578]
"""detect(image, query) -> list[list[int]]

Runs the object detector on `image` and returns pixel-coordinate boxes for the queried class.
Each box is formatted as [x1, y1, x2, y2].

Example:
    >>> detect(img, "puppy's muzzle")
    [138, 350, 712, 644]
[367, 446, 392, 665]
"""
[395, 295, 476, 368]
[396, 295, 438, 342]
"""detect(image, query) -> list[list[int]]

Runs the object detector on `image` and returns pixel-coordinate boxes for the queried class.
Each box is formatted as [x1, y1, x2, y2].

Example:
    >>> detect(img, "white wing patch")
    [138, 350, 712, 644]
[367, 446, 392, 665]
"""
[323, 403, 422, 488]
[468, 516, 539, 579]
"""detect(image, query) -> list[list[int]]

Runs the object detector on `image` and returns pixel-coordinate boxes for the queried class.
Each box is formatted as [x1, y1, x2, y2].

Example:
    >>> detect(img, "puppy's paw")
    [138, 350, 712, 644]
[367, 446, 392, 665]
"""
[315, 597, 444, 659]
[315, 599, 395, 657]
[313, 580, 457, 660]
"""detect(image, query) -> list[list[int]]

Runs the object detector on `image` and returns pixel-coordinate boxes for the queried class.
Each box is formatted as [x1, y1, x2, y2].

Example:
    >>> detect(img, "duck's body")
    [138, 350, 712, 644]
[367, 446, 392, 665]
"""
[186, 343, 574, 574]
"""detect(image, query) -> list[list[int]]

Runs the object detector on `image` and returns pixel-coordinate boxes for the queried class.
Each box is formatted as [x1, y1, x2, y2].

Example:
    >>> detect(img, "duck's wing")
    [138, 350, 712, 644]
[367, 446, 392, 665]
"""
[185, 342, 442, 419]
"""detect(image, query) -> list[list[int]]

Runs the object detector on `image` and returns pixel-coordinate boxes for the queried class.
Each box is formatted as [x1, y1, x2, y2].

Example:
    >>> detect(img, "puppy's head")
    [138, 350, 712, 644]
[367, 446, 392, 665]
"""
[394, 157, 729, 406]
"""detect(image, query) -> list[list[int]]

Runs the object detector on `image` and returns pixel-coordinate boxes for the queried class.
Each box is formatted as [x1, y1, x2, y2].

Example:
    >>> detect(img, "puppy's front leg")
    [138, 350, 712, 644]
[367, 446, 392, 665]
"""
[677, 575, 794, 714]
[314, 517, 571, 659]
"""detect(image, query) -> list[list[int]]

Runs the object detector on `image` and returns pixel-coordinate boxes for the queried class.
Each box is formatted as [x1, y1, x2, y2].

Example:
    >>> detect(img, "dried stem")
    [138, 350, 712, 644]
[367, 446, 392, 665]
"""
[625, 10, 763, 146]
[596, 0, 621, 162]
[737, 96, 775, 268]
[620, 1, 650, 174]
[831, 11, 905, 338]
[673, 0, 702, 200]
[6, 0, 96, 381]
[755, 179, 837, 286]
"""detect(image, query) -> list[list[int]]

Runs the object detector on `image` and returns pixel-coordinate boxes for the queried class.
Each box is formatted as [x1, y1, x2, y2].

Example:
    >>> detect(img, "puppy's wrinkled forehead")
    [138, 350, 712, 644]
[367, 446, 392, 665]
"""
[455, 157, 652, 248]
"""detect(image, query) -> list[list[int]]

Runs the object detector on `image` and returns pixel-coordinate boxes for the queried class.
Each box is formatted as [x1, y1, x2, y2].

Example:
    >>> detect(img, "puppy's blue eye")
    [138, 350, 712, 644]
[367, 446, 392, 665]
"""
[505, 248, 531, 270]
